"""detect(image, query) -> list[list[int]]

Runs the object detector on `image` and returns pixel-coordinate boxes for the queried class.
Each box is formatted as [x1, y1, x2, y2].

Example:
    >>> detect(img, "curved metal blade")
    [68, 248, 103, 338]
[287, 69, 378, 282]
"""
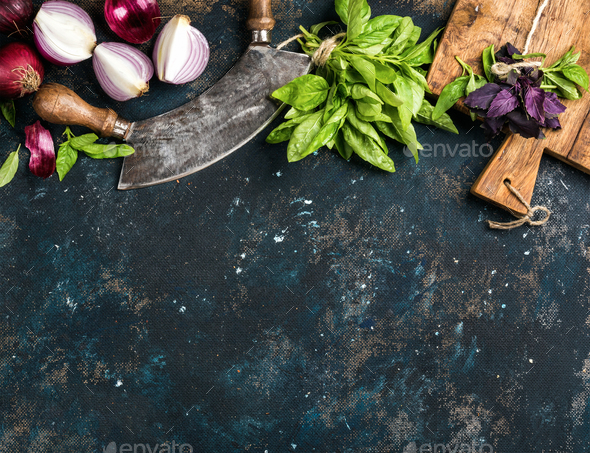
[118, 46, 311, 190]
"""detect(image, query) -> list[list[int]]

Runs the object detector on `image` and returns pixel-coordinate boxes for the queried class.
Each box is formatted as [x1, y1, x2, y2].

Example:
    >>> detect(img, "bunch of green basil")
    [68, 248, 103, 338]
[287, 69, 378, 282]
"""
[266, 0, 458, 172]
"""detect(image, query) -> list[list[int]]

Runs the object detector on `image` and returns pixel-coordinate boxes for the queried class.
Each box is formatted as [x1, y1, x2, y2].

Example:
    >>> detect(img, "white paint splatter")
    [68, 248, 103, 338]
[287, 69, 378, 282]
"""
[115, 380, 123, 387]
[274, 235, 284, 243]
[179, 306, 186, 313]
[304, 200, 312, 205]
[275, 171, 282, 177]
[240, 253, 245, 259]
[236, 267, 243, 274]
[524, 250, 531, 255]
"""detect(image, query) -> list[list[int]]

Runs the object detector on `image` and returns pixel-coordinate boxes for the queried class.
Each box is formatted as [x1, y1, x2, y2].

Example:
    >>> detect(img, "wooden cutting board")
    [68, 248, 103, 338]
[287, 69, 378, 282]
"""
[426, 0, 590, 216]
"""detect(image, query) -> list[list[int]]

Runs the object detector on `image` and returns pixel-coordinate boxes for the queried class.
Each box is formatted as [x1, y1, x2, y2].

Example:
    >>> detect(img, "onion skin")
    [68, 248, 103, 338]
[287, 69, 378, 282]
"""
[105, 0, 161, 45]
[93, 42, 154, 102]
[34, 1, 97, 66]
[153, 15, 209, 85]
[0, 42, 45, 100]
[0, 0, 34, 35]
[25, 120, 55, 179]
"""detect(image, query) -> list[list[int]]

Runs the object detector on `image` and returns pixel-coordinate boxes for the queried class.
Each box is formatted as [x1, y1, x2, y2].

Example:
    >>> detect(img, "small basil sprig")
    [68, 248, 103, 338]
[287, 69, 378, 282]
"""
[56, 127, 135, 181]
[266, 0, 458, 173]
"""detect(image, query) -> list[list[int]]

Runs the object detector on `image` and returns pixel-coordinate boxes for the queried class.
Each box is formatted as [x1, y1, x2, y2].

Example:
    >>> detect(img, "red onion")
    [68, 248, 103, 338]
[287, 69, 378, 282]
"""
[25, 120, 55, 179]
[0, 0, 33, 35]
[153, 15, 209, 85]
[93, 42, 154, 102]
[34, 1, 96, 66]
[0, 42, 44, 100]
[105, 0, 161, 45]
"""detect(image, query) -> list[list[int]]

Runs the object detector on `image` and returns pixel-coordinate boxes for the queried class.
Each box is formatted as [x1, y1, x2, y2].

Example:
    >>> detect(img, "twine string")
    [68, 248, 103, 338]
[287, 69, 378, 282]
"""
[277, 33, 347, 67]
[487, 181, 551, 230]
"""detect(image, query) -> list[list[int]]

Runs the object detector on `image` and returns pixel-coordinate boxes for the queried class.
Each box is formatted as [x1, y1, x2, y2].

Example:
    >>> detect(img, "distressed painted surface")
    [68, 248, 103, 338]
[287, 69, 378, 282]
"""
[1, 1, 590, 452]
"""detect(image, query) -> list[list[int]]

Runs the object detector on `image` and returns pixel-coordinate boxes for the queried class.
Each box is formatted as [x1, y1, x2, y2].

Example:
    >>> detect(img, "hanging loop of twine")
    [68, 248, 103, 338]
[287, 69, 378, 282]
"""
[487, 181, 551, 230]
[277, 33, 347, 67]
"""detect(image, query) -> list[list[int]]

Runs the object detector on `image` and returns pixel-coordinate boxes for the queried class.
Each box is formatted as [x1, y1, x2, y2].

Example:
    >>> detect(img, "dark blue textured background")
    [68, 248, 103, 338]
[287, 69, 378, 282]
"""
[2, 0, 590, 452]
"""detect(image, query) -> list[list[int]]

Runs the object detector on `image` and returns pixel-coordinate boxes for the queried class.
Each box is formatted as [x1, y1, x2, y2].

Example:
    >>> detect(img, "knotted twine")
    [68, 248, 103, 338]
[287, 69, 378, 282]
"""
[487, 181, 551, 229]
[277, 33, 346, 67]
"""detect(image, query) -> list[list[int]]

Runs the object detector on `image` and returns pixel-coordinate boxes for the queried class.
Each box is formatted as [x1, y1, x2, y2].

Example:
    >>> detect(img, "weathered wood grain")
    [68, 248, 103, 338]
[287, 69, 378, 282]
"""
[427, 0, 590, 216]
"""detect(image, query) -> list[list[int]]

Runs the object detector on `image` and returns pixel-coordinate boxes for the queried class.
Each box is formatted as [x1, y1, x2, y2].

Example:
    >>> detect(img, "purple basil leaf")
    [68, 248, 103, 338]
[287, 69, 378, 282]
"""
[544, 92, 567, 116]
[487, 89, 519, 117]
[506, 70, 519, 85]
[545, 117, 562, 129]
[506, 109, 542, 139]
[498, 56, 517, 64]
[524, 86, 546, 123]
[25, 120, 55, 179]
[482, 116, 506, 140]
[506, 43, 522, 57]
[464, 83, 503, 109]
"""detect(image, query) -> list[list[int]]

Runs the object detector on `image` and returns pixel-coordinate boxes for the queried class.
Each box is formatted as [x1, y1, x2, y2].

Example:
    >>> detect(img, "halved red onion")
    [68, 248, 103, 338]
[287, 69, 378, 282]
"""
[153, 15, 209, 85]
[25, 121, 55, 179]
[105, 0, 161, 45]
[34, 1, 96, 66]
[93, 42, 154, 102]
[0, 42, 45, 100]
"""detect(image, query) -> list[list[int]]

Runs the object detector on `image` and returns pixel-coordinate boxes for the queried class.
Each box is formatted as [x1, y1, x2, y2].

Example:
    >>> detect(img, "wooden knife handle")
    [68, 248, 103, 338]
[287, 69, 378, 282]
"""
[32, 83, 132, 140]
[470, 134, 545, 217]
[247, 0, 275, 42]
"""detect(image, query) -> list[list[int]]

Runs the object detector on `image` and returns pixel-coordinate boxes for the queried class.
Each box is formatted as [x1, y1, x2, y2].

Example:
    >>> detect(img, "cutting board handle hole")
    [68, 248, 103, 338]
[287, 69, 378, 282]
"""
[504, 178, 511, 184]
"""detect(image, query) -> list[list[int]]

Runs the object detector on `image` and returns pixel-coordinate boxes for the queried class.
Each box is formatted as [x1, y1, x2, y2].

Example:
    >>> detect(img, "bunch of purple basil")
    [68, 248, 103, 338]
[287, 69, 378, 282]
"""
[464, 44, 567, 140]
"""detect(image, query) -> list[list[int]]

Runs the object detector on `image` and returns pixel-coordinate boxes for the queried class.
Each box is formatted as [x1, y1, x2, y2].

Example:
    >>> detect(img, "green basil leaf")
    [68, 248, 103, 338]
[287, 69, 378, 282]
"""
[401, 26, 421, 53]
[356, 110, 393, 123]
[432, 75, 469, 120]
[56, 143, 78, 181]
[392, 76, 414, 130]
[335, 0, 371, 25]
[356, 100, 382, 118]
[266, 117, 311, 144]
[351, 84, 383, 104]
[306, 103, 349, 155]
[334, 129, 353, 160]
[386, 17, 414, 56]
[287, 111, 324, 162]
[348, 56, 376, 91]
[400, 27, 442, 62]
[310, 21, 339, 35]
[271, 74, 330, 110]
[545, 72, 583, 100]
[342, 123, 395, 172]
[69, 133, 99, 150]
[373, 61, 397, 84]
[562, 64, 590, 91]
[413, 99, 458, 134]
[63, 127, 75, 141]
[1, 100, 16, 128]
[329, 56, 349, 71]
[284, 107, 312, 120]
[347, 105, 386, 151]
[400, 62, 430, 92]
[375, 81, 404, 107]
[344, 67, 365, 84]
[351, 15, 402, 46]
[379, 104, 422, 160]
[81, 143, 135, 159]
[345, 44, 389, 56]
[0, 144, 19, 187]
[482, 44, 496, 82]
[347, 0, 365, 40]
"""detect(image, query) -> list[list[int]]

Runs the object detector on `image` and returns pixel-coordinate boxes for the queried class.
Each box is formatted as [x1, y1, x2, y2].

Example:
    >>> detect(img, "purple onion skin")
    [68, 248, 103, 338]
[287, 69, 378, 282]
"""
[25, 120, 56, 179]
[105, 0, 161, 44]
[0, 0, 33, 35]
[0, 42, 45, 100]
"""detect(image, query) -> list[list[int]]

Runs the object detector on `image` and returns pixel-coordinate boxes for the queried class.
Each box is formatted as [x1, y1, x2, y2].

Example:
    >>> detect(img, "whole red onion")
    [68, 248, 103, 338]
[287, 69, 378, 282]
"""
[0, 42, 45, 100]
[105, 0, 161, 44]
[0, 0, 33, 35]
